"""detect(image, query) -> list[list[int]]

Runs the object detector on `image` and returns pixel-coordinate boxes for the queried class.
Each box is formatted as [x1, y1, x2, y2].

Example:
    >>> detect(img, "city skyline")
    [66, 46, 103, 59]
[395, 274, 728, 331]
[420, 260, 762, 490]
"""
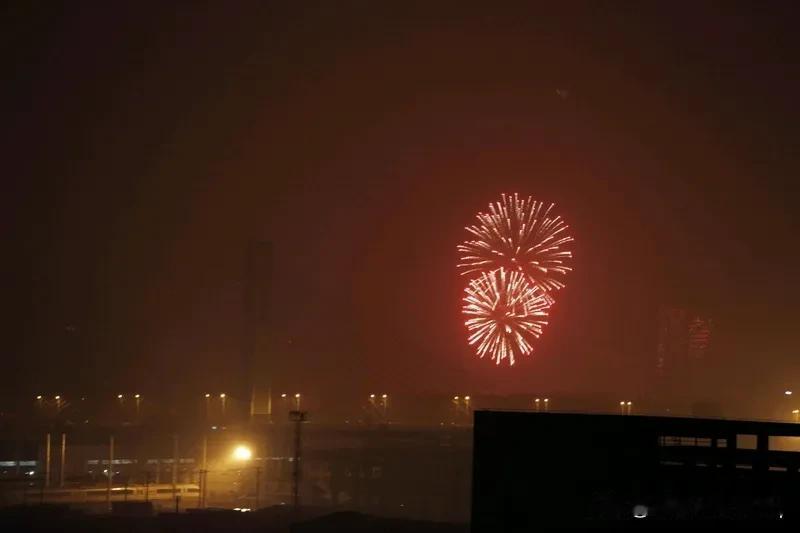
[5, 3, 800, 413]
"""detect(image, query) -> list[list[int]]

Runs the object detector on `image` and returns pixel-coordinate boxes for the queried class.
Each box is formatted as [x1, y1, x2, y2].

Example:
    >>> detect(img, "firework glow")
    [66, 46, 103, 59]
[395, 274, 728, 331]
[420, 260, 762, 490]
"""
[458, 193, 573, 366]
[463, 268, 550, 366]
[457, 193, 574, 292]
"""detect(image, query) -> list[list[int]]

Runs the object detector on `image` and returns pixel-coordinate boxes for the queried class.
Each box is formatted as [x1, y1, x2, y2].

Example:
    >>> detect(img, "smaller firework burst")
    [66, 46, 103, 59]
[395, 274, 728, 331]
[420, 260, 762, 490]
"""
[463, 268, 550, 366]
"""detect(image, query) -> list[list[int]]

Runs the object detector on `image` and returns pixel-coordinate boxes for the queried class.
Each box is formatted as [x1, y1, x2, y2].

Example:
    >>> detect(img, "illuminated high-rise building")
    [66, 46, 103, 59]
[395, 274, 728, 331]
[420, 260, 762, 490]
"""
[655, 307, 714, 407]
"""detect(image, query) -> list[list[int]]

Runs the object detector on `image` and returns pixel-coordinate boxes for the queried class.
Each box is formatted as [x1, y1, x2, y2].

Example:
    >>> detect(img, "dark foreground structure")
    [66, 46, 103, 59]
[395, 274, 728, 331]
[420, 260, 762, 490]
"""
[472, 411, 800, 530]
[0, 505, 467, 533]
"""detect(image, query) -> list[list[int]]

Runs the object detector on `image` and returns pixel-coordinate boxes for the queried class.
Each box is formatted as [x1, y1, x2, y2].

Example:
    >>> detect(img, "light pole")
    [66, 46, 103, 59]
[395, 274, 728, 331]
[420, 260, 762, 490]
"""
[107, 435, 114, 511]
[134, 394, 141, 419]
[45, 433, 51, 488]
[116, 394, 124, 423]
[294, 393, 301, 411]
[543, 398, 550, 413]
[381, 394, 389, 419]
[534, 398, 541, 412]
[200, 433, 208, 508]
[231, 445, 256, 508]
[54, 395, 62, 411]
[204, 393, 211, 420]
[220, 393, 227, 419]
[289, 411, 308, 509]
[627, 401, 633, 415]
[255, 465, 261, 510]
[59, 433, 66, 488]
[620, 401, 626, 415]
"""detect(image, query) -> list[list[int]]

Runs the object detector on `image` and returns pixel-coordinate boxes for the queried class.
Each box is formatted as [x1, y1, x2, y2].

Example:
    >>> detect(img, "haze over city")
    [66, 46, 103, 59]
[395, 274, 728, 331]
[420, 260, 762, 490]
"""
[4, 2, 800, 528]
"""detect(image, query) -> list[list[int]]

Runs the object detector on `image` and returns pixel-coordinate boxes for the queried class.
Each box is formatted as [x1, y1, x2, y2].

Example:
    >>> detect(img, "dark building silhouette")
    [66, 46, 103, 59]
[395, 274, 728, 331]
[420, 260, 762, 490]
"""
[472, 411, 800, 529]
[243, 241, 273, 421]
[655, 307, 714, 409]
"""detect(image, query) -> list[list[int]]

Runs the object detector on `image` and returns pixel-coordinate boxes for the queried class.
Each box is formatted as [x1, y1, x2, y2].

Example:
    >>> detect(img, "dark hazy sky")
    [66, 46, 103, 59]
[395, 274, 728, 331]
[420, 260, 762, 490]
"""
[4, 2, 800, 410]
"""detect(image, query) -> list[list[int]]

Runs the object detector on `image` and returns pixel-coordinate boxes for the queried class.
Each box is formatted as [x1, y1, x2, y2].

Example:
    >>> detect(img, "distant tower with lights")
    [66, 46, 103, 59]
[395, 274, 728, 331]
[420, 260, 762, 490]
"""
[243, 241, 274, 422]
[655, 306, 714, 409]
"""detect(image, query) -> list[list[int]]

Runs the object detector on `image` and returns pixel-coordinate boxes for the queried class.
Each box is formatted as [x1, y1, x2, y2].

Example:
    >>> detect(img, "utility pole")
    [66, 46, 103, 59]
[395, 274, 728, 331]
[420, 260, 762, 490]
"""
[289, 410, 307, 509]
[201, 434, 208, 474]
[107, 435, 114, 511]
[172, 434, 179, 512]
[201, 469, 208, 509]
[201, 433, 208, 508]
[44, 433, 51, 488]
[59, 433, 66, 487]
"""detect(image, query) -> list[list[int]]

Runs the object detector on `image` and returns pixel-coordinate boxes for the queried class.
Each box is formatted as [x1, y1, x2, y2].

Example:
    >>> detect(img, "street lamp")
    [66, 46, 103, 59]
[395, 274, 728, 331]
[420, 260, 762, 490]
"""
[231, 444, 260, 510]
[294, 393, 301, 410]
[786, 390, 793, 396]
[620, 401, 626, 415]
[381, 394, 389, 418]
[220, 393, 227, 418]
[543, 398, 550, 412]
[54, 395, 62, 410]
[134, 394, 141, 418]
[232, 445, 253, 462]
[534, 398, 541, 412]
[627, 401, 633, 415]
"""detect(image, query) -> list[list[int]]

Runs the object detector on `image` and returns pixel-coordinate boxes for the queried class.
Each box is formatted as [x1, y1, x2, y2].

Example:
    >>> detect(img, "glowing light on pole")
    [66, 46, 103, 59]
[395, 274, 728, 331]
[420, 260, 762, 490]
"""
[232, 445, 253, 462]
[462, 268, 549, 366]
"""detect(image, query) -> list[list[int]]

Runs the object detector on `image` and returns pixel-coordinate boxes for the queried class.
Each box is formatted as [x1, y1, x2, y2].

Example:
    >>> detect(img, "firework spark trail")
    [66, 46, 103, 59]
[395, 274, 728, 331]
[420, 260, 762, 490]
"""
[462, 268, 550, 366]
[457, 193, 574, 292]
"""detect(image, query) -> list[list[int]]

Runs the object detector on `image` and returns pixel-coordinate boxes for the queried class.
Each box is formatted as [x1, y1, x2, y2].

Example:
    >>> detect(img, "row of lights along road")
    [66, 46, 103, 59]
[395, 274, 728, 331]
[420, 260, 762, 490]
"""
[33, 394, 638, 415]
[49, 394, 800, 421]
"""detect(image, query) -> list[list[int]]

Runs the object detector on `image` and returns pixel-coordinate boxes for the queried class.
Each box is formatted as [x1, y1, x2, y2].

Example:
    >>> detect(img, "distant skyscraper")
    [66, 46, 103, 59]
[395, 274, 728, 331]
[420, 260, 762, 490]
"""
[243, 241, 273, 421]
[687, 315, 713, 361]
[655, 307, 714, 403]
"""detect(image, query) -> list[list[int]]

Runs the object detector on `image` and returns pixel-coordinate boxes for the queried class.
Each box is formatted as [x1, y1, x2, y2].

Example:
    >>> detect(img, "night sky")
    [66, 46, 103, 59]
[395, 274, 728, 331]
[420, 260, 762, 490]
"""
[4, 3, 800, 412]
